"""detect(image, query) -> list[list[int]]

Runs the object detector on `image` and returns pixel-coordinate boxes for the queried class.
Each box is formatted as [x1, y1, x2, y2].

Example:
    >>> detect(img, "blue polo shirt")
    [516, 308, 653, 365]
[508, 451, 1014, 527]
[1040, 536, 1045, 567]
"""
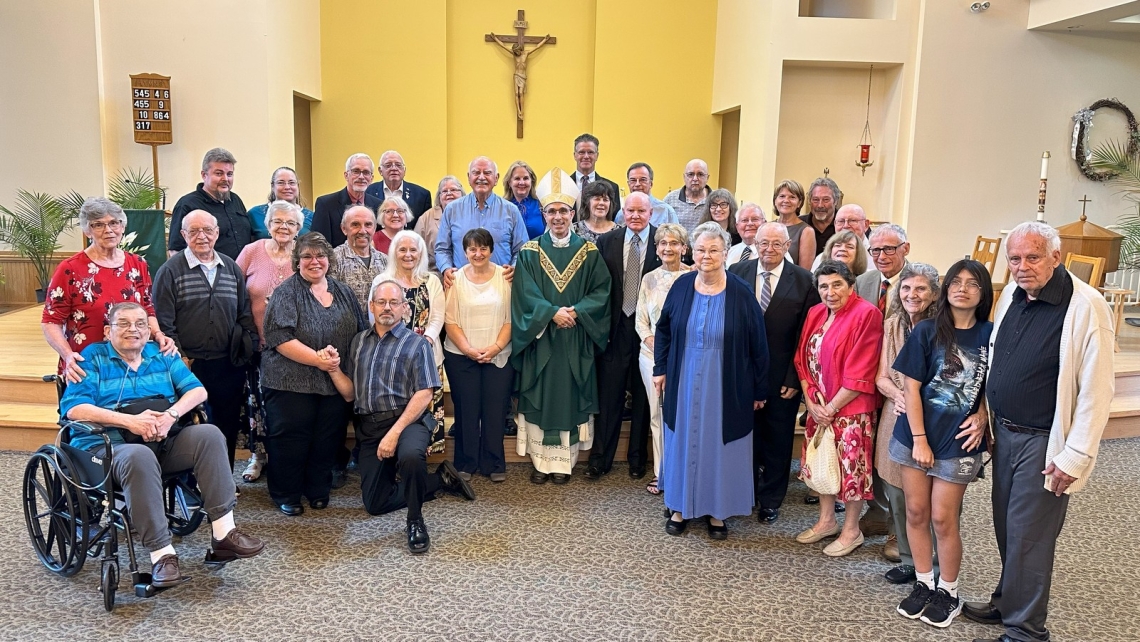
[60, 341, 203, 452]
[434, 192, 527, 271]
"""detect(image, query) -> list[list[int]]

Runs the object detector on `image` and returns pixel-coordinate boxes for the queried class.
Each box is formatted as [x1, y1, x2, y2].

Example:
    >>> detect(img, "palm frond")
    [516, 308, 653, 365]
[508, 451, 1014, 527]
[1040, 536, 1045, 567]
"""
[1089, 140, 1140, 193]
[0, 190, 78, 289]
[108, 167, 162, 210]
[56, 190, 88, 220]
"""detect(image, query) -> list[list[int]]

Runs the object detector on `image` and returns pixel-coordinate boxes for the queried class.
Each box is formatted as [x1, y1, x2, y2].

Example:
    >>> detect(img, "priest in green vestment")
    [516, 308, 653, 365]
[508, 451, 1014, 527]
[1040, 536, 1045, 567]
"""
[512, 168, 611, 484]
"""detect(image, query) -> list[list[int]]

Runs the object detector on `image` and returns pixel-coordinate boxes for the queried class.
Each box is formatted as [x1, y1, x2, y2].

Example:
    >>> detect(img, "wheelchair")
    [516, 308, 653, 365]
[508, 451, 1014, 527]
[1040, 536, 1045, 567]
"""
[21, 376, 218, 611]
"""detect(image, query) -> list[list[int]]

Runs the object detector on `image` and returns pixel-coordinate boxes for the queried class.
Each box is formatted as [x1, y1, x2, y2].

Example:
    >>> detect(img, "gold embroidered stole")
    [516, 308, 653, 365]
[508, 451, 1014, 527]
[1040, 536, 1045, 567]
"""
[521, 238, 596, 293]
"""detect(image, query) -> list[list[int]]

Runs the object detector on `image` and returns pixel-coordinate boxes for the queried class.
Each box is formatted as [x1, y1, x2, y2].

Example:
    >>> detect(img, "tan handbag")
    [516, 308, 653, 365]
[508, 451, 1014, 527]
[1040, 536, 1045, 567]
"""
[802, 394, 842, 495]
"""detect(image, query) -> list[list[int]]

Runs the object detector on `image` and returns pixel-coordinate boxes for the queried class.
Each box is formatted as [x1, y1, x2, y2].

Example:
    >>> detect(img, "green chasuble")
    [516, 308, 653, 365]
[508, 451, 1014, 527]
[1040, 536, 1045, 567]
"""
[511, 232, 611, 445]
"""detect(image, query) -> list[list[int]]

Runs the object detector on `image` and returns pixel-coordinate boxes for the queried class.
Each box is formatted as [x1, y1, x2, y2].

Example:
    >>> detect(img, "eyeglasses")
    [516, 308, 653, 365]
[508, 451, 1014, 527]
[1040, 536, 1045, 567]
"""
[273, 180, 298, 188]
[111, 320, 149, 331]
[299, 253, 328, 262]
[869, 243, 904, 257]
[574, 150, 597, 157]
[835, 217, 865, 226]
[380, 208, 407, 216]
[693, 248, 724, 256]
[685, 172, 708, 179]
[186, 227, 219, 237]
[372, 299, 405, 309]
[757, 241, 785, 249]
[380, 162, 405, 170]
[269, 219, 299, 228]
[628, 177, 651, 185]
[440, 187, 463, 195]
[949, 278, 982, 293]
[545, 208, 573, 217]
[89, 220, 125, 231]
[348, 168, 373, 177]
[709, 202, 730, 211]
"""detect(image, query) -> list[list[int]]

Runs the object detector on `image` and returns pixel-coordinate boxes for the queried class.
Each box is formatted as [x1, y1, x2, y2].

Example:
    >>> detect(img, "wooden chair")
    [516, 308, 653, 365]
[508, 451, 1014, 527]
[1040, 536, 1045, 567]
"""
[971, 236, 1002, 277]
[1065, 252, 1106, 287]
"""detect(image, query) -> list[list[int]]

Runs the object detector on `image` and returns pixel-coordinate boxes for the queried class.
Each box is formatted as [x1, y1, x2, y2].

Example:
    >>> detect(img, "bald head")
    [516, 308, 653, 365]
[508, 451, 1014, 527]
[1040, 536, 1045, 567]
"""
[378, 150, 406, 189]
[180, 210, 219, 260]
[834, 204, 868, 236]
[683, 159, 709, 196]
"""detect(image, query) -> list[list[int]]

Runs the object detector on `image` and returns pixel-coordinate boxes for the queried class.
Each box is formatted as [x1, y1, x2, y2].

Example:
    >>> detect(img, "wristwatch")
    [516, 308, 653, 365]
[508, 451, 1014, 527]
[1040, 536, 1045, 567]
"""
[166, 409, 181, 421]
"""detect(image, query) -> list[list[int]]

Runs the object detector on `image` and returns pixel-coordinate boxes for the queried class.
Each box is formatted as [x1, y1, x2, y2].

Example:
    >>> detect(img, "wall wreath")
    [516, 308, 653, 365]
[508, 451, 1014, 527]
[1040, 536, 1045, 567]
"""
[1072, 98, 1140, 182]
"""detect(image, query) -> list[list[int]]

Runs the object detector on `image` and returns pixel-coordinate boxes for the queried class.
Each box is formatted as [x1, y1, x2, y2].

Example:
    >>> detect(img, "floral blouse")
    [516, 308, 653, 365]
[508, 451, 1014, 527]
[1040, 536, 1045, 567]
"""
[635, 265, 690, 357]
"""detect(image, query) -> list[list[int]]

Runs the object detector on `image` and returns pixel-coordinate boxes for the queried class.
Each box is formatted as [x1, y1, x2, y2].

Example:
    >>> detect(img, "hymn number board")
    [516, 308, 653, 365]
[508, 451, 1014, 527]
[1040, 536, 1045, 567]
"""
[130, 73, 173, 145]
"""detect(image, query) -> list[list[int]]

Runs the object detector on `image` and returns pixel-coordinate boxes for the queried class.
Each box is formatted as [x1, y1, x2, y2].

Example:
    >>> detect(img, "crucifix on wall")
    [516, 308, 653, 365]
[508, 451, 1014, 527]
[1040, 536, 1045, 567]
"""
[485, 10, 556, 138]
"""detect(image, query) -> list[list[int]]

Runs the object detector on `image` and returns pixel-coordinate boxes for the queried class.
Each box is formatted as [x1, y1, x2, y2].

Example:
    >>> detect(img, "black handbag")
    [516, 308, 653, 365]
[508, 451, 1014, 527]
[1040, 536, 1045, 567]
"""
[113, 395, 189, 454]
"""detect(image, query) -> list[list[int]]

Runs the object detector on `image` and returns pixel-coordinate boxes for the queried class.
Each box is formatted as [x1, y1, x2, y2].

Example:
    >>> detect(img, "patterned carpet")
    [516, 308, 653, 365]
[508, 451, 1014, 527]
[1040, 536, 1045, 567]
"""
[1, 439, 1138, 642]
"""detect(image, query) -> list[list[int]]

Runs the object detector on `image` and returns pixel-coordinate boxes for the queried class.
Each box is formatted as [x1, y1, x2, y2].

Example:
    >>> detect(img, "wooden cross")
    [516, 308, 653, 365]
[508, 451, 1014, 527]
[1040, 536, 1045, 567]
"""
[1079, 194, 1092, 221]
[486, 10, 557, 138]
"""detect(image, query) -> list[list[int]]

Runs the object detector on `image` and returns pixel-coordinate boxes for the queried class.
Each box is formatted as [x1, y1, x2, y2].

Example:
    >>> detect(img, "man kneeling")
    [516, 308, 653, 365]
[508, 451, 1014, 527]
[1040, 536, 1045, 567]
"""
[329, 277, 474, 554]
[60, 302, 264, 587]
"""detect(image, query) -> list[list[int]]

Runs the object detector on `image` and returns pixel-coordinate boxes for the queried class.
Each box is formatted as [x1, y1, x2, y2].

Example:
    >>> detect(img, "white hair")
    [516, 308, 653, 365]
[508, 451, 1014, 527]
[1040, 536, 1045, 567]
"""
[264, 200, 304, 231]
[382, 230, 432, 283]
[181, 210, 218, 231]
[379, 196, 411, 229]
[1007, 221, 1061, 254]
[735, 202, 766, 221]
[468, 156, 499, 175]
[760, 221, 790, 242]
[870, 223, 908, 244]
[345, 153, 374, 172]
[691, 221, 730, 249]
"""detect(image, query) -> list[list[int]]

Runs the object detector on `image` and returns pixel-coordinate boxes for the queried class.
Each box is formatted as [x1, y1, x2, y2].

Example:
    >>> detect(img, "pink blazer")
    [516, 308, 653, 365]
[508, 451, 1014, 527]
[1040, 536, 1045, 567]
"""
[794, 293, 883, 416]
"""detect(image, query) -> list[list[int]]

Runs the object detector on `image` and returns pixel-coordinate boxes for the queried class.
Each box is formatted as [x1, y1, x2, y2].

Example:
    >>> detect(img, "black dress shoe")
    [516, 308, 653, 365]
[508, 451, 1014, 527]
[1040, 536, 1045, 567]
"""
[962, 601, 1003, 626]
[757, 507, 779, 523]
[804, 494, 820, 505]
[309, 498, 328, 510]
[834, 501, 845, 513]
[884, 564, 917, 585]
[971, 637, 1014, 642]
[504, 415, 518, 437]
[628, 464, 646, 480]
[530, 470, 549, 484]
[550, 473, 570, 485]
[330, 469, 347, 489]
[665, 515, 689, 536]
[406, 519, 430, 554]
[707, 519, 728, 540]
[436, 460, 476, 500]
[278, 503, 304, 517]
[584, 465, 603, 480]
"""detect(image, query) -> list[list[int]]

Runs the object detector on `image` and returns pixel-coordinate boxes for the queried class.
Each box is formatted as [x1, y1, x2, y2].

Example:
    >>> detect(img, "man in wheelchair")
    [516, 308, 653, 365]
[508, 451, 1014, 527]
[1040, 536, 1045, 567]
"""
[60, 301, 264, 587]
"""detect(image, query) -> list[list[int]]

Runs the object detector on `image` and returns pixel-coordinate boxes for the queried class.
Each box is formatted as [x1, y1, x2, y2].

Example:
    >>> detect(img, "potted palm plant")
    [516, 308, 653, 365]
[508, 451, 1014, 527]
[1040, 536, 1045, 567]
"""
[0, 191, 77, 302]
[1090, 139, 1140, 267]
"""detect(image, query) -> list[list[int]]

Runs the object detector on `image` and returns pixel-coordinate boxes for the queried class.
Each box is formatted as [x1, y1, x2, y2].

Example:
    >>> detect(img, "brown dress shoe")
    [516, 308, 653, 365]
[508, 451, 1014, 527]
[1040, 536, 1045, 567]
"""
[152, 554, 187, 588]
[211, 528, 265, 559]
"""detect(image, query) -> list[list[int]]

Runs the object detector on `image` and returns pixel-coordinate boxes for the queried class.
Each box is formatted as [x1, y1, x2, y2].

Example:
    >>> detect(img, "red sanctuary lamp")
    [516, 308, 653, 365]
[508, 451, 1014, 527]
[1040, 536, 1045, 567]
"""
[855, 65, 875, 176]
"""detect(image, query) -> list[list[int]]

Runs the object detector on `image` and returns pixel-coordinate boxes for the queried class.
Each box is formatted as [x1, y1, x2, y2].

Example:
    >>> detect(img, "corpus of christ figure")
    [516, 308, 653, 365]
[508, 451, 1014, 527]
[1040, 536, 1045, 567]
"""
[485, 10, 557, 137]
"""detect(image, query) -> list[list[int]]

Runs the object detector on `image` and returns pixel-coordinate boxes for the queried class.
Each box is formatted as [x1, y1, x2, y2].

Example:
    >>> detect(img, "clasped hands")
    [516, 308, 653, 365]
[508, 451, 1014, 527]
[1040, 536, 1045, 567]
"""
[123, 409, 175, 443]
[315, 345, 341, 372]
[552, 307, 577, 329]
[464, 343, 502, 364]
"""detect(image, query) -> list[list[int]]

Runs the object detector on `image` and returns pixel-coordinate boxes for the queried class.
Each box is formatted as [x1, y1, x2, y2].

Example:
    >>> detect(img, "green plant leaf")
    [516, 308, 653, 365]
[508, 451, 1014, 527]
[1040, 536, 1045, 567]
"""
[108, 167, 163, 210]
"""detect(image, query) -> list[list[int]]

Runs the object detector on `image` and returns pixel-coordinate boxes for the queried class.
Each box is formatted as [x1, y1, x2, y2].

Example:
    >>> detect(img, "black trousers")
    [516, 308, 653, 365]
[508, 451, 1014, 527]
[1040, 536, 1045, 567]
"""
[443, 351, 513, 475]
[190, 357, 247, 472]
[357, 417, 440, 522]
[262, 388, 349, 505]
[591, 314, 650, 471]
[752, 391, 802, 510]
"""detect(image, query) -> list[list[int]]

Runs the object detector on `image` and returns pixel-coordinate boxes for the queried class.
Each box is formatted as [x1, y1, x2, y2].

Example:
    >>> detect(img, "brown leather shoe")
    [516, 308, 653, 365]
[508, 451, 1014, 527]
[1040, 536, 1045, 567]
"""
[152, 554, 187, 588]
[211, 528, 265, 559]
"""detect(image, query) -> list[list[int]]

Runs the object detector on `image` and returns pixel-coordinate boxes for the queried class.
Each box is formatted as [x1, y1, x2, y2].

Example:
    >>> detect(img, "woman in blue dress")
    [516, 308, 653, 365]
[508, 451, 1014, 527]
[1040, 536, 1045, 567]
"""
[247, 167, 314, 240]
[653, 222, 768, 540]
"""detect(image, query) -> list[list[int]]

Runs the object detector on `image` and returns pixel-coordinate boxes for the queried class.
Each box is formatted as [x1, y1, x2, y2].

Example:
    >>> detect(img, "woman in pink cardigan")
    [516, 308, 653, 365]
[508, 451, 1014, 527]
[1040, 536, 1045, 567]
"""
[794, 259, 883, 557]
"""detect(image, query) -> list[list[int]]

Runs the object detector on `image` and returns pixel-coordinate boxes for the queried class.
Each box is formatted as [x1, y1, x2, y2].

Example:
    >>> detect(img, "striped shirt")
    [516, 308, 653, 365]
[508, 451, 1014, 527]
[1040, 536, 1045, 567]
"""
[60, 341, 203, 451]
[345, 322, 440, 415]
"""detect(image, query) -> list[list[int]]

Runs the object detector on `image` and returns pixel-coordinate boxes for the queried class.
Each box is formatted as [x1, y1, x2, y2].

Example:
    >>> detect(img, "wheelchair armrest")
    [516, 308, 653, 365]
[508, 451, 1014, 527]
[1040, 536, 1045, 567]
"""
[61, 420, 108, 435]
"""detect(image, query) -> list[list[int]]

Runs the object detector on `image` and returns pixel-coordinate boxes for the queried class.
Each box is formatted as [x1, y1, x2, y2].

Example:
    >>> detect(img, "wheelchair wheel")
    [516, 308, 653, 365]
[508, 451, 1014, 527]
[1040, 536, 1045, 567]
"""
[101, 560, 119, 612]
[23, 446, 89, 577]
[166, 474, 205, 537]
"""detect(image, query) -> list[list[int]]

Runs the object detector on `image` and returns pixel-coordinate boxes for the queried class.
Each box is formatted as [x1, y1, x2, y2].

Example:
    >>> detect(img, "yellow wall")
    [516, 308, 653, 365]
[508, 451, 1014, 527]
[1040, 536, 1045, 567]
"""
[314, 0, 720, 201]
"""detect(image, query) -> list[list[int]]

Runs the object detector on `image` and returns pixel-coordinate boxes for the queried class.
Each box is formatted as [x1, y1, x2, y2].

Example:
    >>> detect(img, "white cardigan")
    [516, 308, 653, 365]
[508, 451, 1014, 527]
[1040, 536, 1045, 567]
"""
[988, 270, 1115, 494]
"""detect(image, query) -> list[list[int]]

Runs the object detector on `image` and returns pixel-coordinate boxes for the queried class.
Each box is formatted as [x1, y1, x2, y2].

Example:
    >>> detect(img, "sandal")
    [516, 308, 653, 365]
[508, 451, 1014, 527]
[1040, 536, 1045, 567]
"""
[645, 477, 661, 495]
[242, 454, 265, 482]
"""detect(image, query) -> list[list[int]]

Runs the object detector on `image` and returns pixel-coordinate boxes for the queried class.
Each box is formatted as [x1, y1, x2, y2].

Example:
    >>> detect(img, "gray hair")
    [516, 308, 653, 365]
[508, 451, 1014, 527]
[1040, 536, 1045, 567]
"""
[436, 175, 464, 204]
[888, 262, 941, 325]
[181, 210, 218, 231]
[654, 223, 689, 246]
[870, 223, 908, 244]
[807, 176, 843, 206]
[341, 204, 376, 227]
[382, 230, 431, 284]
[761, 221, 790, 242]
[264, 200, 304, 232]
[368, 275, 405, 304]
[78, 197, 126, 234]
[1007, 221, 1061, 254]
[468, 156, 499, 175]
[691, 221, 730, 249]
[107, 301, 148, 325]
[345, 153, 374, 172]
[735, 202, 766, 222]
[379, 196, 411, 228]
[378, 150, 404, 168]
[201, 147, 237, 171]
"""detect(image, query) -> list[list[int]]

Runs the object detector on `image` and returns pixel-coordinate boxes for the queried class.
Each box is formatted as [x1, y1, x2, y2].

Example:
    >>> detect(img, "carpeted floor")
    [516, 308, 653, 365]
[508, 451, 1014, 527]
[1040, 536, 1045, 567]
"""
[1, 439, 1138, 642]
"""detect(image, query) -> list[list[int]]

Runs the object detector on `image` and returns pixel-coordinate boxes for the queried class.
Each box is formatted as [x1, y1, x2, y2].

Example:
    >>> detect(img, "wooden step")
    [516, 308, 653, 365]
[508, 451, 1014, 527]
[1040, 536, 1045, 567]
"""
[0, 401, 60, 451]
[0, 375, 58, 405]
[1107, 394, 1140, 439]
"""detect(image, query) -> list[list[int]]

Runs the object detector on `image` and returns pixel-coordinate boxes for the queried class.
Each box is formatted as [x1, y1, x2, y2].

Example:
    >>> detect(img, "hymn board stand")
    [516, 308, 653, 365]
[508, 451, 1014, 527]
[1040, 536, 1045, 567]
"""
[130, 73, 173, 208]
[486, 10, 556, 138]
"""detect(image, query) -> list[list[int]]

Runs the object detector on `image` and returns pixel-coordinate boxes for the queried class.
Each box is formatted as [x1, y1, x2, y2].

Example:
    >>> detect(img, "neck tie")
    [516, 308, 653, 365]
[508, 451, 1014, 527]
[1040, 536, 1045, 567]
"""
[878, 279, 889, 314]
[740, 246, 753, 262]
[580, 174, 590, 191]
[760, 271, 773, 313]
[623, 234, 642, 316]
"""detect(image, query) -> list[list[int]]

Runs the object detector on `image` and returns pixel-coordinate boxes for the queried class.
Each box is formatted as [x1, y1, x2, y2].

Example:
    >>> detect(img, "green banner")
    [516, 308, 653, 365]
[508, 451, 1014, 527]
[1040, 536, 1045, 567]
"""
[122, 209, 168, 277]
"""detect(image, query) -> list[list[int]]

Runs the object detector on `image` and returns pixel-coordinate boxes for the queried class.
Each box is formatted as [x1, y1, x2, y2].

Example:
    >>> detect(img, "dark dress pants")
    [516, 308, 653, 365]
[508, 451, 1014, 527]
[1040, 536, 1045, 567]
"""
[357, 419, 441, 521]
[443, 351, 513, 475]
[991, 423, 1070, 642]
[591, 314, 650, 472]
[752, 390, 801, 510]
[262, 388, 349, 505]
[190, 357, 247, 472]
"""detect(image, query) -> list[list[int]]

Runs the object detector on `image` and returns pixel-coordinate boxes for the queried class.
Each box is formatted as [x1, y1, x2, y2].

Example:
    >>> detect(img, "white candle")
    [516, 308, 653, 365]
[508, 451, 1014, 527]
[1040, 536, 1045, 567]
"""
[1040, 151, 1050, 180]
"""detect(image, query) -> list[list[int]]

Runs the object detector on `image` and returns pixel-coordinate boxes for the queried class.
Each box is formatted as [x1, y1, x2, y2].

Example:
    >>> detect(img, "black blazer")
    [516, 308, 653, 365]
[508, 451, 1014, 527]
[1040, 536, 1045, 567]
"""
[729, 258, 820, 397]
[365, 180, 432, 228]
[595, 225, 662, 341]
[310, 188, 382, 248]
[570, 171, 622, 219]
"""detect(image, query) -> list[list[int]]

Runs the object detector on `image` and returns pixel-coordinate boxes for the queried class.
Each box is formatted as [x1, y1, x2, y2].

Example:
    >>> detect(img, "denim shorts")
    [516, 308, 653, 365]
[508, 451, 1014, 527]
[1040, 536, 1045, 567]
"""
[888, 437, 983, 485]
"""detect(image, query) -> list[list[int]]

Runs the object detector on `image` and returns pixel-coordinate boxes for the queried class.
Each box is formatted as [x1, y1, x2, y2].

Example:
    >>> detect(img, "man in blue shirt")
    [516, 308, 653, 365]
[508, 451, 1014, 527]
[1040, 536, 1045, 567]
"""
[61, 302, 264, 588]
[435, 156, 527, 288]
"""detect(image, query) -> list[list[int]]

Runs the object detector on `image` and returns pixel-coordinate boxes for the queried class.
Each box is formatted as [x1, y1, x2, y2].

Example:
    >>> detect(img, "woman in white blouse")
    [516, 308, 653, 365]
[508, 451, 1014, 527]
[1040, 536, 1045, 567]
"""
[635, 223, 691, 495]
[443, 228, 513, 482]
[379, 230, 447, 453]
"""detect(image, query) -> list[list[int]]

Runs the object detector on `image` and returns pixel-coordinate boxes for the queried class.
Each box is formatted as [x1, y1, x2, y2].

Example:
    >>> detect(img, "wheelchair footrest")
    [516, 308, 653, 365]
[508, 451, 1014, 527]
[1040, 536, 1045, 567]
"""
[203, 549, 238, 568]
